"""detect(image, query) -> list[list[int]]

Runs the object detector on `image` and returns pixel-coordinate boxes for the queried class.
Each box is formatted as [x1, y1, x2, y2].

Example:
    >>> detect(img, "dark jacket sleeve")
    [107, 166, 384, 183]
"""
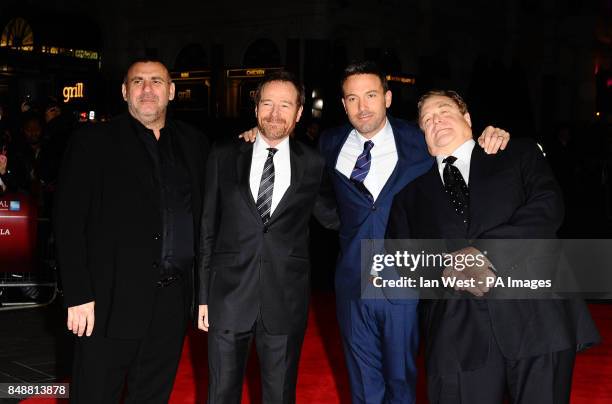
[313, 166, 340, 231]
[473, 139, 564, 271]
[197, 143, 220, 305]
[54, 127, 101, 307]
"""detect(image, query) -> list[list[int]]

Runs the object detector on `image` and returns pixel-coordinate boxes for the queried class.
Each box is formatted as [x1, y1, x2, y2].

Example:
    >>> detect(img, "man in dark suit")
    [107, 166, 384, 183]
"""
[54, 58, 209, 403]
[197, 71, 338, 403]
[387, 90, 600, 403]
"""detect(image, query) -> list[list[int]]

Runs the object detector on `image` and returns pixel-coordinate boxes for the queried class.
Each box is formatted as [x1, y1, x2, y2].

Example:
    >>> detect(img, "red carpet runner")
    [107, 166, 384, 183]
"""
[23, 296, 612, 403]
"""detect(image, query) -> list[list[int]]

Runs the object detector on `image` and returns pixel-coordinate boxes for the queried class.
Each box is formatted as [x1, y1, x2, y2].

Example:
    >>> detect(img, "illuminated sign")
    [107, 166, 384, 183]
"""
[0, 228, 10, 236]
[246, 69, 265, 76]
[226, 68, 280, 79]
[40, 46, 99, 60]
[63, 82, 84, 103]
[171, 70, 210, 81]
[178, 89, 192, 100]
[386, 75, 416, 85]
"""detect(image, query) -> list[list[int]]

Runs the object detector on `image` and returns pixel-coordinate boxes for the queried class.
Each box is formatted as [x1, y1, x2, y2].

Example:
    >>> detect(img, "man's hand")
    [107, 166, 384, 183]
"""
[238, 127, 257, 143]
[67, 301, 95, 337]
[478, 126, 510, 154]
[443, 247, 496, 297]
[197, 304, 209, 332]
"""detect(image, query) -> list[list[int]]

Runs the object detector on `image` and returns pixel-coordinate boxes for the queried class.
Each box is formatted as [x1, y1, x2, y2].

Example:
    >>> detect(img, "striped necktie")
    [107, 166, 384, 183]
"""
[256, 148, 278, 224]
[350, 140, 374, 200]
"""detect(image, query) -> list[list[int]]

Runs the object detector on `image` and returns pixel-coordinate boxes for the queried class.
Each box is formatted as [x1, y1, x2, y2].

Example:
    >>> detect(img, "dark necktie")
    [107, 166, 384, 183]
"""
[443, 156, 469, 225]
[350, 140, 374, 200]
[256, 148, 278, 225]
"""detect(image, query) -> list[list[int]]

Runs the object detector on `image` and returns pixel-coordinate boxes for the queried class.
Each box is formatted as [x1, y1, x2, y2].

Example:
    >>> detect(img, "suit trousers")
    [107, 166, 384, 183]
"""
[428, 336, 576, 404]
[207, 315, 306, 404]
[336, 297, 419, 404]
[69, 279, 187, 404]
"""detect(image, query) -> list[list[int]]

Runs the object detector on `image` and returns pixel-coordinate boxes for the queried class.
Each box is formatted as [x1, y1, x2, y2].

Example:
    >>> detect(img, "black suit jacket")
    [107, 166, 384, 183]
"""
[198, 138, 338, 334]
[54, 113, 208, 339]
[387, 138, 600, 375]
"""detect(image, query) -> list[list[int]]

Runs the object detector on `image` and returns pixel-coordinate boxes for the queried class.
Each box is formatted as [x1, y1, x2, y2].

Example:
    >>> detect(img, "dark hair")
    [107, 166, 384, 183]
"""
[123, 57, 171, 84]
[254, 71, 305, 107]
[417, 90, 469, 125]
[341, 61, 389, 93]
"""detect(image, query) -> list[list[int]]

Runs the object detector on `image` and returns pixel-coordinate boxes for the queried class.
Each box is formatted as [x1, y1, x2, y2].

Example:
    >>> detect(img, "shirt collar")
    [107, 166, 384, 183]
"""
[254, 131, 290, 155]
[436, 139, 476, 167]
[351, 118, 392, 148]
[129, 113, 172, 139]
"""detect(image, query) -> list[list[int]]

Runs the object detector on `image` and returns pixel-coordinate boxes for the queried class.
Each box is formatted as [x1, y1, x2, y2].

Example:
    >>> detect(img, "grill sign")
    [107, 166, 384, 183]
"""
[63, 82, 85, 103]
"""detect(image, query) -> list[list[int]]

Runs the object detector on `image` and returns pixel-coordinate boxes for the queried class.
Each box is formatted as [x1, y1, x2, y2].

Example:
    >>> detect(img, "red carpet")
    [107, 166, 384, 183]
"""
[23, 296, 612, 403]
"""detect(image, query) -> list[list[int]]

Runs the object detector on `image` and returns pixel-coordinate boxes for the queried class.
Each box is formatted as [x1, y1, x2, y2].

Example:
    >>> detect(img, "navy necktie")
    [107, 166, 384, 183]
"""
[443, 155, 469, 226]
[350, 140, 374, 200]
[256, 148, 277, 224]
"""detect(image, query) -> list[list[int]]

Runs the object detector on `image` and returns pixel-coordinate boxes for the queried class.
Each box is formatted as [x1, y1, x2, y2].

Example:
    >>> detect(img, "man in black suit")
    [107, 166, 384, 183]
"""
[387, 90, 599, 403]
[197, 71, 337, 403]
[55, 59, 208, 403]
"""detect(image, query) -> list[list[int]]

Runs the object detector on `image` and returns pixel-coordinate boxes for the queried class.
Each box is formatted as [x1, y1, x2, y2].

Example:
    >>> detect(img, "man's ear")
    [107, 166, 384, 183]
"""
[385, 90, 392, 108]
[341, 98, 347, 114]
[464, 112, 472, 128]
[296, 105, 303, 123]
[121, 83, 128, 101]
[168, 82, 176, 101]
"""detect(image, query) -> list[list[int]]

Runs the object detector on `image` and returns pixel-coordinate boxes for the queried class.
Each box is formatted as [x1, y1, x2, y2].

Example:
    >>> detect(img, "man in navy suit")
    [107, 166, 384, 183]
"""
[318, 62, 509, 404]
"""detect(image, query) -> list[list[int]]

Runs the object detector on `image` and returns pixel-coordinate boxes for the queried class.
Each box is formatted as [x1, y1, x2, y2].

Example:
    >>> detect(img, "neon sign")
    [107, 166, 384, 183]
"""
[63, 82, 84, 103]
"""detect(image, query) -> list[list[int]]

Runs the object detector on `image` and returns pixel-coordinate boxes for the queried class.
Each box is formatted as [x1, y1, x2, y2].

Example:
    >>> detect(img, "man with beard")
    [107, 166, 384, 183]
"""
[197, 71, 338, 403]
[55, 59, 208, 403]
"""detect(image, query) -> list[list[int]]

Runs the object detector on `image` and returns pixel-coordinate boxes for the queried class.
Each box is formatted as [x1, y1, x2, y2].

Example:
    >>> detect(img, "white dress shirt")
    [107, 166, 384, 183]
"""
[335, 119, 398, 201]
[436, 139, 475, 185]
[249, 134, 291, 215]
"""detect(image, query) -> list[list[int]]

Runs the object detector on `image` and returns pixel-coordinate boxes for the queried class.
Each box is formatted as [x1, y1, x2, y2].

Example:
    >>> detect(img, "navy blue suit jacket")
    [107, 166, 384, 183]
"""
[319, 116, 433, 302]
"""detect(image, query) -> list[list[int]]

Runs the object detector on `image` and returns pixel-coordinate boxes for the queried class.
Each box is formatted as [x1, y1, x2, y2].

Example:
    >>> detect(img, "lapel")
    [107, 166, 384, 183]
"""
[421, 163, 468, 238]
[376, 122, 405, 202]
[236, 141, 261, 222]
[466, 146, 486, 237]
[116, 115, 158, 205]
[330, 124, 378, 205]
[269, 137, 305, 222]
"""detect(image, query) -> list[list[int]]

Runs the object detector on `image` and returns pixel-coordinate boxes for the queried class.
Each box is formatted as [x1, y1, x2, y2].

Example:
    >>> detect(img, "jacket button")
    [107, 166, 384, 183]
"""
[263, 226, 269, 233]
[371, 205, 377, 211]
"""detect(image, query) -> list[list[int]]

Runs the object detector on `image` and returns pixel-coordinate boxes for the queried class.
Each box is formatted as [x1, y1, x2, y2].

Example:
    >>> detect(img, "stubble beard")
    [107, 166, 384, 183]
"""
[128, 99, 166, 127]
[259, 118, 292, 142]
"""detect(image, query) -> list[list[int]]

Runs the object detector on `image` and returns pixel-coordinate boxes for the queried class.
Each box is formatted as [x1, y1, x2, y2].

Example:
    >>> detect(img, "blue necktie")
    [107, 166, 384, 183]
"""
[350, 140, 374, 200]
